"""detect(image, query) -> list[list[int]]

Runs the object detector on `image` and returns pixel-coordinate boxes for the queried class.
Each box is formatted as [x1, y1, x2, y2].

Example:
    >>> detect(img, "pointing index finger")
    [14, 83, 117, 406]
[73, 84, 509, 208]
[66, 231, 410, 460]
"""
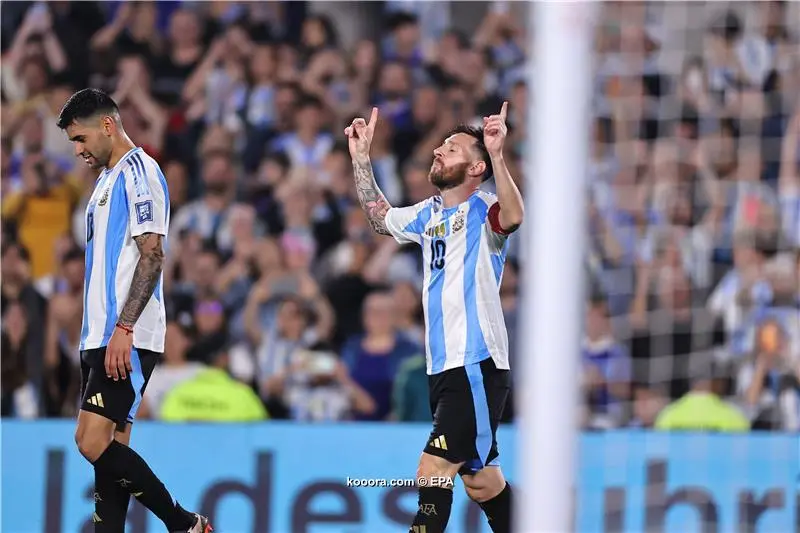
[368, 107, 379, 129]
[499, 101, 508, 121]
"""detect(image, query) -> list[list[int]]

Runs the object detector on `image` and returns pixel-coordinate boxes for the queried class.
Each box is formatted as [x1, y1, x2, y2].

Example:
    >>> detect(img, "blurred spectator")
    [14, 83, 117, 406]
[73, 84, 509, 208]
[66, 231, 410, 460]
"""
[582, 297, 631, 429]
[90, 2, 163, 62]
[629, 261, 724, 401]
[269, 95, 333, 170]
[170, 150, 239, 253]
[628, 385, 670, 429]
[392, 354, 430, 422]
[341, 291, 422, 421]
[168, 244, 222, 328]
[323, 216, 379, 348]
[1, 301, 39, 418]
[655, 360, 749, 432]
[0, 242, 46, 408]
[43, 247, 84, 416]
[187, 298, 229, 364]
[242, 288, 336, 419]
[112, 55, 167, 159]
[138, 322, 206, 420]
[1, 146, 81, 280]
[737, 317, 800, 431]
[151, 8, 205, 107]
[160, 347, 268, 422]
[391, 281, 425, 345]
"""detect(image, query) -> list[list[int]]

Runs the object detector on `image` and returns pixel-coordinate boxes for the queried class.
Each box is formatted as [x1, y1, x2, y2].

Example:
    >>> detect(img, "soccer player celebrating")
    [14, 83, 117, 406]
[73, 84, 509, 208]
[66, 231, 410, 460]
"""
[345, 103, 523, 533]
[57, 89, 211, 533]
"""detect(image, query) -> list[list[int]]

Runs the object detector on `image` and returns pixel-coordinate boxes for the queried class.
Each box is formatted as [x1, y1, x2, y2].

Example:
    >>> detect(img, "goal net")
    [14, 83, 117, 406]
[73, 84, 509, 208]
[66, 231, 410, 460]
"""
[581, 1, 799, 531]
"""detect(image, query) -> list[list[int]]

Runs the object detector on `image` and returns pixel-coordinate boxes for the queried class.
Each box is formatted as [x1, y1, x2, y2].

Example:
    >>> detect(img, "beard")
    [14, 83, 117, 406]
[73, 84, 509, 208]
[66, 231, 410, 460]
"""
[85, 145, 112, 169]
[428, 161, 469, 190]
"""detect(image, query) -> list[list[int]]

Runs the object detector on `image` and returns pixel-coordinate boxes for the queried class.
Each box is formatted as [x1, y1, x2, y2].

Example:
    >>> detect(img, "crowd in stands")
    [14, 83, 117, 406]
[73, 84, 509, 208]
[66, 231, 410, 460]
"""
[1, 1, 798, 431]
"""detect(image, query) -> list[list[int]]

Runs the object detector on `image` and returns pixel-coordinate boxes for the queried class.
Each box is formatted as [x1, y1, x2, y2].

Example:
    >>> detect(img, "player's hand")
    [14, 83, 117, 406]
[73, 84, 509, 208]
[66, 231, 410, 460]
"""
[483, 101, 509, 158]
[106, 326, 134, 381]
[344, 107, 379, 162]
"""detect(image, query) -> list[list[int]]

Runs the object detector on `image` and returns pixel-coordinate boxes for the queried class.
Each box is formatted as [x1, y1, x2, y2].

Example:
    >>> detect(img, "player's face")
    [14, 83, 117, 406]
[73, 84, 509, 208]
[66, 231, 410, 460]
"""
[429, 133, 480, 190]
[65, 118, 113, 170]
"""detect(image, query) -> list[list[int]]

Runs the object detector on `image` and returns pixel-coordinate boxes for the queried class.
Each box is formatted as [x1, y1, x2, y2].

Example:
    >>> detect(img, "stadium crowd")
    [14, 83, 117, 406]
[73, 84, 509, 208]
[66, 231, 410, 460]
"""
[1, 2, 798, 431]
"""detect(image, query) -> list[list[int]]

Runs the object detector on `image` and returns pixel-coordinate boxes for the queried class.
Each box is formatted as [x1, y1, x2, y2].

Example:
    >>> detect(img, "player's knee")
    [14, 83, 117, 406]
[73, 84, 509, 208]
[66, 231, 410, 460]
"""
[464, 483, 496, 502]
[75, 426, 112, 462]
[462, 468, 506, 503]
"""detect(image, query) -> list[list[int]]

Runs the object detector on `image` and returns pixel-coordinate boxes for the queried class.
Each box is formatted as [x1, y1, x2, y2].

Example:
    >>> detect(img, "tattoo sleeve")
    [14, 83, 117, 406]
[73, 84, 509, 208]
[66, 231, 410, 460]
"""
[117, 233, 165, 328]
[352, 158, 391, 235]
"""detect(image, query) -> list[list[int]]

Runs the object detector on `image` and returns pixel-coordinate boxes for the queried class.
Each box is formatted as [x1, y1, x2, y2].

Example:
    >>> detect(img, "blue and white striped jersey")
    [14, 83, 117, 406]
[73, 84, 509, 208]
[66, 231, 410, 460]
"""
[80, 147, 169, 353]
[385, 190, 512, 375]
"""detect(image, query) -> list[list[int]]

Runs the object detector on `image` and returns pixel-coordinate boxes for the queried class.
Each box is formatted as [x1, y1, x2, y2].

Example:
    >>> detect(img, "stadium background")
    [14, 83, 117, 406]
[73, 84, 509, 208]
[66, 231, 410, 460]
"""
[0, 1, 798, 532]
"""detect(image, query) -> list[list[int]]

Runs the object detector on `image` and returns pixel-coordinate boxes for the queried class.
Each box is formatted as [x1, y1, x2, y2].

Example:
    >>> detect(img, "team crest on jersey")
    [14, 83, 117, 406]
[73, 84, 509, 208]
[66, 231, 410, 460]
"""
[425, 221, 447, 238]
[97, 186, 111, 206]
[452, 211, 465, 233]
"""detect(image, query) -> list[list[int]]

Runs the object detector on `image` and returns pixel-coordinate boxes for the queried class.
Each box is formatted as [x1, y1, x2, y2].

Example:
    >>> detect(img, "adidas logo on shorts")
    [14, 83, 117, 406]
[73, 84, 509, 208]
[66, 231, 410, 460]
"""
[429, 435, 448, 450]
[87, 393, 105, 408]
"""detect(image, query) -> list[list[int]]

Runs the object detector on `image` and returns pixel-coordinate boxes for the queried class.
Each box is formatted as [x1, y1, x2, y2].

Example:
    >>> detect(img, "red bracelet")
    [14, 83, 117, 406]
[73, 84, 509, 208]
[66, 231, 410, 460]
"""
[116, 323, 134, 335]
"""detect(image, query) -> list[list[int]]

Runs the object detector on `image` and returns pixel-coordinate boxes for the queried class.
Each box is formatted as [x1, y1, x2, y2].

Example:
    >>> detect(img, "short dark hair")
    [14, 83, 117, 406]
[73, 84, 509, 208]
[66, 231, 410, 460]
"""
[56, 88, 119, 130]
[445, 125, 493, 181]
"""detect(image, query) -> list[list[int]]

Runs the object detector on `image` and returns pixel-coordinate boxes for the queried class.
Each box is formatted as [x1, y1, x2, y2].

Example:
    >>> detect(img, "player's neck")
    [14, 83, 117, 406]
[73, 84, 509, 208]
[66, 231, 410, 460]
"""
[438, 183, 478, 208]
[106, 134, 137, 169]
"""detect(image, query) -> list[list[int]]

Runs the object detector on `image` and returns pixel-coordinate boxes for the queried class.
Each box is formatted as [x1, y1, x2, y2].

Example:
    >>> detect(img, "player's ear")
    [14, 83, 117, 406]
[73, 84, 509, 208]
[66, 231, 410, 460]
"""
[470, 159, 487, 179]
[101, 116, 115, 136]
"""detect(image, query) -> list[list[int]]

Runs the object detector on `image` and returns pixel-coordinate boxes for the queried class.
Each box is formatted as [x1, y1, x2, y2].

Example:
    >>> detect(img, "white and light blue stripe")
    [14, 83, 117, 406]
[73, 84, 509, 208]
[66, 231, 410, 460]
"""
[80, 147, 169, 354]
[387, 191, 511, 375]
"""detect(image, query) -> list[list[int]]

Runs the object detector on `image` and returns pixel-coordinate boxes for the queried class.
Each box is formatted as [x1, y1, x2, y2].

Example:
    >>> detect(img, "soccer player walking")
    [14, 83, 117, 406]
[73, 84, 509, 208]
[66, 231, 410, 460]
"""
[57, 89, 211, 533]
[345, 103, 523, 533]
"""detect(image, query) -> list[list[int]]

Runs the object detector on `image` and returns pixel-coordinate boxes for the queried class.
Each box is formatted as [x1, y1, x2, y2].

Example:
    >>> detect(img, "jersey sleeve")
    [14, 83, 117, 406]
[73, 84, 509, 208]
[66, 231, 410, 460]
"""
[384, 199, 430, 245]
[124, 152, 169, 238]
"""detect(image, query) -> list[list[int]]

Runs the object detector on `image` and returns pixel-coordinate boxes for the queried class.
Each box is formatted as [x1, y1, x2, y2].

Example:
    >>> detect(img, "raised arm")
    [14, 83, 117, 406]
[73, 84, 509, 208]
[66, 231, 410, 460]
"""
[344, 107, 392, 235]
[484, 102, 524, 232]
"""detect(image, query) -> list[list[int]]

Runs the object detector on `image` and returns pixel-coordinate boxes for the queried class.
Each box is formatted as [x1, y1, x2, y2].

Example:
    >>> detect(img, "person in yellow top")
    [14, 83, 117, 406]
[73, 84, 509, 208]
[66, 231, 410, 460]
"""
[2, 151, 82, 280]
[655, 362, 750, 432]
[160, 351, 268, 423]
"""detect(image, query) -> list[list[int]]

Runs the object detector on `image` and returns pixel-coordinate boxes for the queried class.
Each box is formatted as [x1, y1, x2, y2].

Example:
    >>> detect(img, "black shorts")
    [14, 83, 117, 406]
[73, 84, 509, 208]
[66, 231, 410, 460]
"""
[79, 347, 158, 431]
[425, 357, 510, 476]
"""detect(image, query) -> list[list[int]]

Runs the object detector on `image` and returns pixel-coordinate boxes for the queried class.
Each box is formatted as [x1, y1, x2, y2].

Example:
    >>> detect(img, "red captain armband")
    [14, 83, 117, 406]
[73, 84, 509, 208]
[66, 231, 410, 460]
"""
[116, 323, 134, 336]
[488, 203, 515, 235]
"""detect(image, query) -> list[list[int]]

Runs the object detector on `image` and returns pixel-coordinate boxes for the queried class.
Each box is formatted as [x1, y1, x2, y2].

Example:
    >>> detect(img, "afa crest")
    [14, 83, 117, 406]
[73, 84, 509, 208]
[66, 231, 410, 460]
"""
[452, 211, 465, 233]
[97, 186, 111, 206]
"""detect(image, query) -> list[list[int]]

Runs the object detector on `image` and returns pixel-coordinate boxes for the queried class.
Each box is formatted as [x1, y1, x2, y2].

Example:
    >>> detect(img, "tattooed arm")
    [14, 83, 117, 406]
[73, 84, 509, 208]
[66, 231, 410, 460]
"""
[352, 157, 392, 235]
[346, 107, 393, 235]
[117, 233, 165, 328]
